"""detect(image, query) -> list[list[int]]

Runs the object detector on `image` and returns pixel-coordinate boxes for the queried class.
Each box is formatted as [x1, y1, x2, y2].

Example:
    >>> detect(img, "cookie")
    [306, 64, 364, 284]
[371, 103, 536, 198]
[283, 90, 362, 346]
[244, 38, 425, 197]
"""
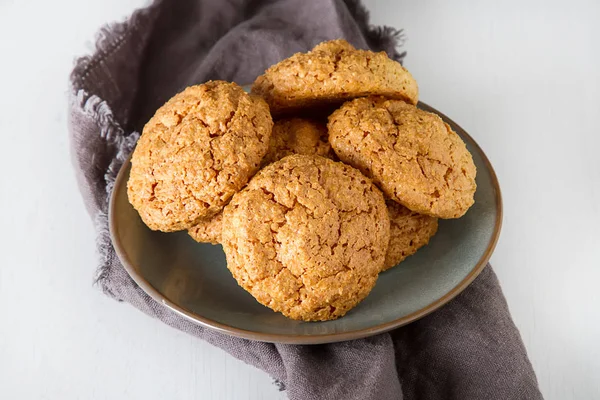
[221, 154, 390, 321]
[251, 39, 418, 115]
[187, 211, 223, 245]
[328, 97, 477, 219]
[127, 81, 273, 232]
[383, 201, 438, 270]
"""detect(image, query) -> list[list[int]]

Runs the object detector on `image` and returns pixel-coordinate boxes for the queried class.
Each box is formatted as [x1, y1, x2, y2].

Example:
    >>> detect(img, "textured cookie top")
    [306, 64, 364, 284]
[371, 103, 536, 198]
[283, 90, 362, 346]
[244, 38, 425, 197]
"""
[127, 81, 273, 232]
[328, 97, 477, 219]
[384, 201, 438, 270]
[187, 211, 223, 245]
[262, 118, 333, 166]
[251, 39, 418, 115]
[221, 154, 390, 321]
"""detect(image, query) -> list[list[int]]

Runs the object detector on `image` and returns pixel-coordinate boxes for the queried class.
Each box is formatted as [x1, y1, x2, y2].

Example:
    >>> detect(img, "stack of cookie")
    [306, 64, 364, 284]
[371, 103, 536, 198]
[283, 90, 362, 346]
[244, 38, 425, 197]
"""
[127, 40, 477, 322]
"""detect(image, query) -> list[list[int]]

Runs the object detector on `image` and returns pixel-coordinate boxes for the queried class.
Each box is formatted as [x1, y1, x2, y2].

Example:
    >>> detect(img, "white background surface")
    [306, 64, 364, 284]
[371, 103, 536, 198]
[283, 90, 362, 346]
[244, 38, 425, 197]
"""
[0, 0, 598, 399]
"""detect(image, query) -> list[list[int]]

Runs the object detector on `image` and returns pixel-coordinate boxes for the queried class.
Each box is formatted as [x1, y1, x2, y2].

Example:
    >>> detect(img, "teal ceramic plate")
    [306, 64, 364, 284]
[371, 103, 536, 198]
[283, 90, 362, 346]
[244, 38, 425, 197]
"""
[109, 102, 502, 344]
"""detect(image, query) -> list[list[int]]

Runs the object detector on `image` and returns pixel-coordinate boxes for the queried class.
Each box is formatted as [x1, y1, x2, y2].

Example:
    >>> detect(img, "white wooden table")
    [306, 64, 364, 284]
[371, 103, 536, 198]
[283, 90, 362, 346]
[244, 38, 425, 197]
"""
[1, 1, 598, 398]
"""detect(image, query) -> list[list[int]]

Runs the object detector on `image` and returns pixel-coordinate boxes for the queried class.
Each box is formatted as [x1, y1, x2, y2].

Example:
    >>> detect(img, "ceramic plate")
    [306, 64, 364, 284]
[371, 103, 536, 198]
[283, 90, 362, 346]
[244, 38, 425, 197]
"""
[109, 102, 502, 344]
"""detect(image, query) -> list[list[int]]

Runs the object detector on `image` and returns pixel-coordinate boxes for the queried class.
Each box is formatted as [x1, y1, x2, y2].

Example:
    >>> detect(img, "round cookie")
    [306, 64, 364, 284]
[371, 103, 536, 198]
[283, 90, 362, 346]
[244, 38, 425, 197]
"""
[328, 97, 477, 219]
[221, 154, 390, 321]
[383, 201, 438, 271]
[127, 81, 273, 232]
[262, 118, 333, 166]
[188, 118, 333, 244]
[251, 39, 418, 115]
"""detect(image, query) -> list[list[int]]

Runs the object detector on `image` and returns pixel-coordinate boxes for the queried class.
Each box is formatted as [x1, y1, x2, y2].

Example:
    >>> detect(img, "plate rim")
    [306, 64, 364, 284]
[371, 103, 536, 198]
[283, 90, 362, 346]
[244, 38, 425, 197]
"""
[109, 101, 503, 344]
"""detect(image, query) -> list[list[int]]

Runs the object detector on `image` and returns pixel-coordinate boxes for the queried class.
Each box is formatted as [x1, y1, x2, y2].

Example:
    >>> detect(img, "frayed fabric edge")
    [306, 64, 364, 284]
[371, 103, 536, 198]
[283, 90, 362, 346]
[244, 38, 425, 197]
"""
[97, 126, 139, 298]
[342, 0, 407, 63]
[70, 0, 164, 92]
[72, 90, 126, 145]
[71, 89, 140, 299]
[94, 128, 138, 299]
[273, 378, 286, 392]
[93, 210, 120, 299]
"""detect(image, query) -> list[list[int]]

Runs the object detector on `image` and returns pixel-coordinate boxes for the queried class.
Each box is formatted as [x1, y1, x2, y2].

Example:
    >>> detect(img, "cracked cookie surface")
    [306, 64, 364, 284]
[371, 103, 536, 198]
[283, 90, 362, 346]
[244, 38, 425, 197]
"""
[127, 81, 273, 232]
[221, 154, 390, 321]
[328, 97, 476, 219]
[188, 118, 334, 244]
[187, 212, 223, 245]
[384, 201, 438, 270]
[251, 39, 418, 115]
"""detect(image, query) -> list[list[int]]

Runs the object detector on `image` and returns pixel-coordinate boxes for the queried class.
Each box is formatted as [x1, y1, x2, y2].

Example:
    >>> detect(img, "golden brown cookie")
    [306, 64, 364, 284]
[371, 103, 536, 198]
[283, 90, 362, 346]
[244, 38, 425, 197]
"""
[188, 118, 333, 244]
[383, 201, 438, 270]
[262, 118, 333, 166]
[251, 39, 418, 115]
[328, 97, 477, 219]
[127, 81, 273, 232]
[221, 154, 390, 321]
[187, 211, 223, 245]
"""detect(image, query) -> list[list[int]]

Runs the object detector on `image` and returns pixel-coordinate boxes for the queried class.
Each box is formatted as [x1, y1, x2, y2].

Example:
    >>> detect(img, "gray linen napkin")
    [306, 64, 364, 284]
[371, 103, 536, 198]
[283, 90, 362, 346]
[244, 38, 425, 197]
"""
[68, 1, 543, 399]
